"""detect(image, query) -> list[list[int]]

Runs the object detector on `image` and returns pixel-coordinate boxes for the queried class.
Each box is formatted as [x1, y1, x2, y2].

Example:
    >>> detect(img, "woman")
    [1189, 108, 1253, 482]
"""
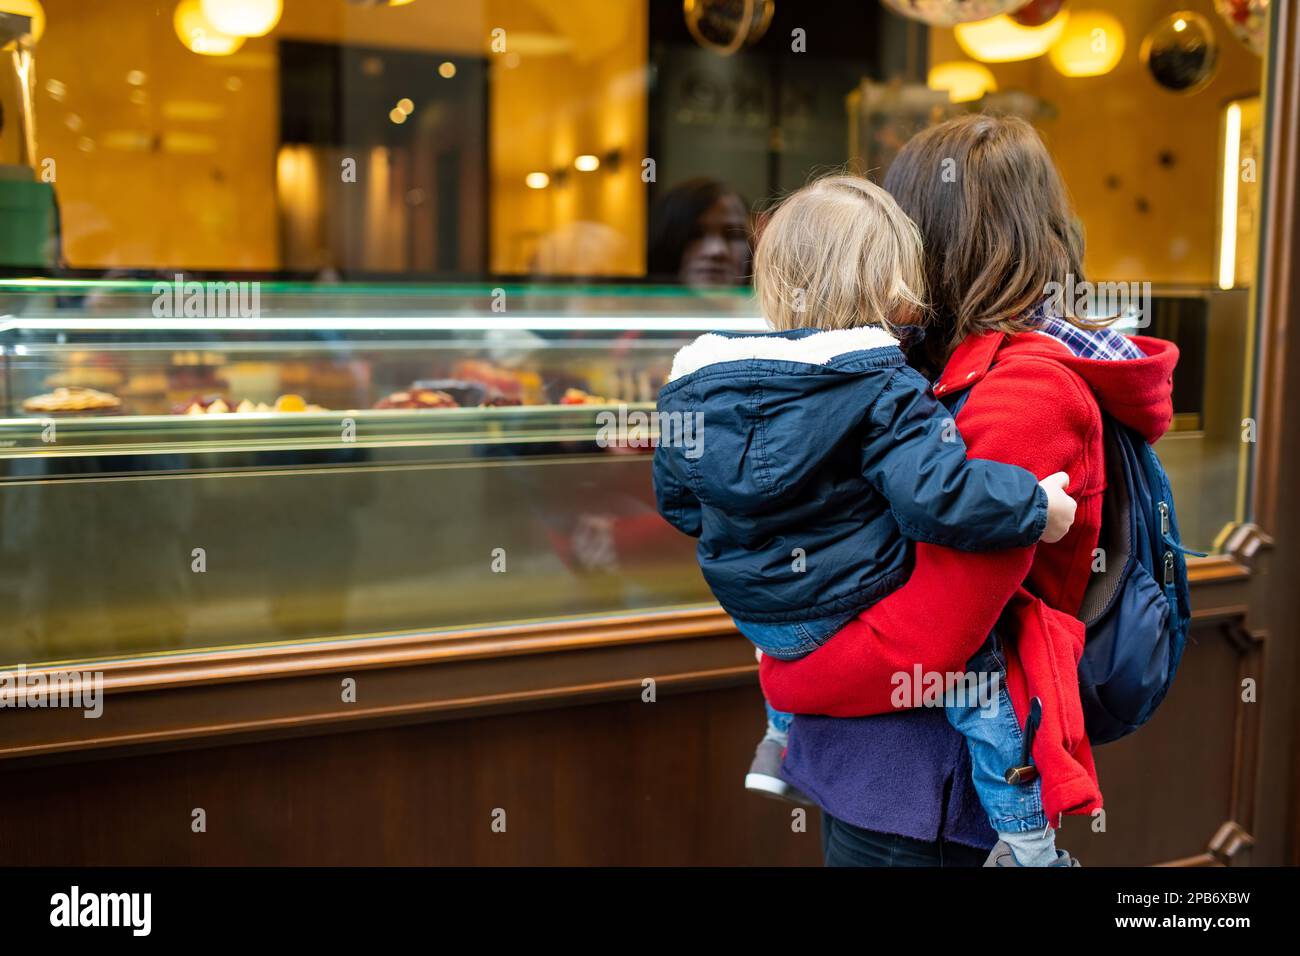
[648, 177, 752, 288]
[758, 114, 1179, 866]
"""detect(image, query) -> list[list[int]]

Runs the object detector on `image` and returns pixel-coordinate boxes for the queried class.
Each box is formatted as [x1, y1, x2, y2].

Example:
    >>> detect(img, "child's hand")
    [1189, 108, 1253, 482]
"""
[1038, 472, 1077, 544]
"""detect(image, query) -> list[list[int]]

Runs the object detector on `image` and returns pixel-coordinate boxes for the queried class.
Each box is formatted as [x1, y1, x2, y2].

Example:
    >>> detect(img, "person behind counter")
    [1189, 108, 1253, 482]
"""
[647, 177, 752, 288]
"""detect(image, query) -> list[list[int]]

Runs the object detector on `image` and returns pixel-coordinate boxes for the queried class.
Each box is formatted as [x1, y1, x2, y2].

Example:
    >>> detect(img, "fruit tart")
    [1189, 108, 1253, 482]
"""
[23, 386, 122, 414]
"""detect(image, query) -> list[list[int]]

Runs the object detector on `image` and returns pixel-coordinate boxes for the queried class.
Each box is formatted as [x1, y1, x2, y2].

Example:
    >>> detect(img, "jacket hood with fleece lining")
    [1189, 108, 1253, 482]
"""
[658, 325, 904, 518]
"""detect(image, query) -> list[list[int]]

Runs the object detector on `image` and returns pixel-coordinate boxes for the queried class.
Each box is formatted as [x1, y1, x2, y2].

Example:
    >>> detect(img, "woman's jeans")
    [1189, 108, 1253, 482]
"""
[822, 813, 989, 867]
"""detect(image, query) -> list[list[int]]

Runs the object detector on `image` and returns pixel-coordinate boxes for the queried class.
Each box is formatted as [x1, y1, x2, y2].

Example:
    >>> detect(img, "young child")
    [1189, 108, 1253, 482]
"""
[652, 175, 1078, 866]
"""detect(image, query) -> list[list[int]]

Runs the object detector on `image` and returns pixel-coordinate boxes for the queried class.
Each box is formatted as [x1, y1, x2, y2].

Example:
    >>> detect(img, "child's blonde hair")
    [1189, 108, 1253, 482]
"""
[754, 175, 927, 334]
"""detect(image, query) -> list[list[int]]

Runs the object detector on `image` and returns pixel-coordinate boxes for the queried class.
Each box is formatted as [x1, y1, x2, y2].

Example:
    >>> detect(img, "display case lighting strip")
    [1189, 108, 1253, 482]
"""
[0, 315, 768, 333]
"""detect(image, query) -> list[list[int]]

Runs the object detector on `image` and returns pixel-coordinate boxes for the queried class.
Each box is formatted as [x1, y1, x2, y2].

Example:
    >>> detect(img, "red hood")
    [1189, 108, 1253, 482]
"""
[934, 332, 1179, 444]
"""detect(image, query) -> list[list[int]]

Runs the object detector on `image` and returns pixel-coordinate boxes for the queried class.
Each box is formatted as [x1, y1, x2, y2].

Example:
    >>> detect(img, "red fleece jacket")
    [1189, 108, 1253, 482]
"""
[759, 330, 1178, 826]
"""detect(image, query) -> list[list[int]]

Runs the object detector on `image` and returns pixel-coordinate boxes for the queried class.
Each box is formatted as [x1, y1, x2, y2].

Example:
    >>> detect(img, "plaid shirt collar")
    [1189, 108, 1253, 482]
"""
[933, 300, 1145, 399]
[1026, 299, 1145, 362]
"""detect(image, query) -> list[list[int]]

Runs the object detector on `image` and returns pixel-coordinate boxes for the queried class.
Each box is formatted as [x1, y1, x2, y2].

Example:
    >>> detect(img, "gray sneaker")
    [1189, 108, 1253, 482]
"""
[744, 737, 814, 805]
[983, 840, 1082, 867]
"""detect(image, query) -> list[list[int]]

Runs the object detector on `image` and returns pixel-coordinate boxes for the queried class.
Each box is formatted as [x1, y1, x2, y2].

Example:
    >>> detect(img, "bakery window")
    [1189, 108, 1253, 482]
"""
[0, 281, 762, 665]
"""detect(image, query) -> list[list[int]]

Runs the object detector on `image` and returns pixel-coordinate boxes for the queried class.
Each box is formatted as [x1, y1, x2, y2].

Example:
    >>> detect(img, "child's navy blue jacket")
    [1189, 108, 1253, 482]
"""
[652, 326, 1048, 623]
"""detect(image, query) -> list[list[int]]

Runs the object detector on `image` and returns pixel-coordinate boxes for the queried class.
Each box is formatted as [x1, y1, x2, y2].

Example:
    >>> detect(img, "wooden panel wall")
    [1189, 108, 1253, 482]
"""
[0, 684, 819, 867]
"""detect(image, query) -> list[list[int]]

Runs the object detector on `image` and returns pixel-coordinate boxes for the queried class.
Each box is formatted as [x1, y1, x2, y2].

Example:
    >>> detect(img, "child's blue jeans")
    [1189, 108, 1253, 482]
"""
[734, 614, 1047, 834]
[733, 611, 857, 736]
[945, 633, 1050, 834]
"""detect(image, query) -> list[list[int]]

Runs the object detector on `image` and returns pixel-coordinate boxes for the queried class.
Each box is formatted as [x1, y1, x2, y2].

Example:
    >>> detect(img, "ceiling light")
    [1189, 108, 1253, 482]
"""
[955, 11, 1068, 62]
[199, 0, 282, 37]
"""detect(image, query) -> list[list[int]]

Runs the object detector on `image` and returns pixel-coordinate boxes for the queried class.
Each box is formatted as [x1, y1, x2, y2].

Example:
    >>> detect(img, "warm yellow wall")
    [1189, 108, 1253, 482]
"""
[37, 0, 279, 270]
[928, 0, 1266, 284]
[30, 0, 647, 275]
[28, 0, 1257, 279]
[488, 0, 647, 276]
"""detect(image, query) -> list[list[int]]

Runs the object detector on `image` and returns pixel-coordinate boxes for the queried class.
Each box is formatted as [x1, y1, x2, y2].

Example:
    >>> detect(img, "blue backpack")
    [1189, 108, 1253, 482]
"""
[946, 388, 1201, 745]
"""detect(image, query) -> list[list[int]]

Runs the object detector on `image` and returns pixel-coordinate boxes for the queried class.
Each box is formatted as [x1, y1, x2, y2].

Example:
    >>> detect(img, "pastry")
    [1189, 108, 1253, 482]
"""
[375, 379, 525, 409]
[373, 388, 458, 410]
[23, 387, 121, 414]
[409, 379, 487, 407]
[171, 394, 327, 414]
[559, 388, 610, 405]
[172, 395, 226, 415]
[451, 359, 526, 398]
[119, 371, 169, 395]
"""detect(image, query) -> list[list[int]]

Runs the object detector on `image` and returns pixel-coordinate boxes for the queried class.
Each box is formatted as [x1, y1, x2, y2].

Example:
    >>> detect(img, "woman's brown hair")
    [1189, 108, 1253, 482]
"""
[882, 113, 1088, 374]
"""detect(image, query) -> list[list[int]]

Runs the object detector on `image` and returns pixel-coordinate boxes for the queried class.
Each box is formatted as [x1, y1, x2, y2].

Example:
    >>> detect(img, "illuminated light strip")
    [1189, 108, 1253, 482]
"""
[0, 315, 768, 334]
[1218, 102, 1242, 291]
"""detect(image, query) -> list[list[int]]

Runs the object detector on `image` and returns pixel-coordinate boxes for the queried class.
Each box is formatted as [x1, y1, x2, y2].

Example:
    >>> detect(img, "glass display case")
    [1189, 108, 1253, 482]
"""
[0, 279, 1252, 670]
[0, 280, 769, 667]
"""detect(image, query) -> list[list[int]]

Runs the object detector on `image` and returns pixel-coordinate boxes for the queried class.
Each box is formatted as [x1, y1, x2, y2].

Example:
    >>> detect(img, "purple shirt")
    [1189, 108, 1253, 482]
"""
[781, 691, 997, 849]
